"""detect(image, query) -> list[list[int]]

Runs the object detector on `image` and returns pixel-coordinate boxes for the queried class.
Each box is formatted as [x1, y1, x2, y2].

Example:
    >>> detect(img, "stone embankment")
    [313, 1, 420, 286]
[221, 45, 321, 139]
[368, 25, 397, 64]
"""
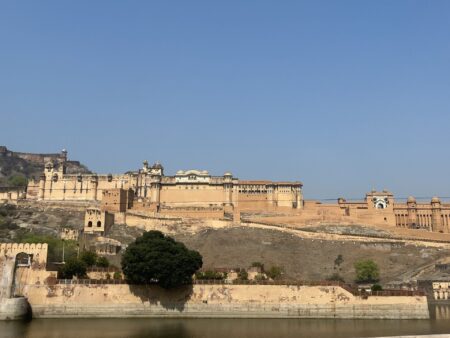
[22, 283, 429, 319]
[0, 298, 30, 320]
[0, 255, 31, 320]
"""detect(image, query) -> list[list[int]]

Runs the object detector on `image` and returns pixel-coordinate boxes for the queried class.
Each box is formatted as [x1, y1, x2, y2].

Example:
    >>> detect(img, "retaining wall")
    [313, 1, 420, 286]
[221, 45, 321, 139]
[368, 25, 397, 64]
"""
[0, 298, 30, 320]
[22, 284, 429, 319]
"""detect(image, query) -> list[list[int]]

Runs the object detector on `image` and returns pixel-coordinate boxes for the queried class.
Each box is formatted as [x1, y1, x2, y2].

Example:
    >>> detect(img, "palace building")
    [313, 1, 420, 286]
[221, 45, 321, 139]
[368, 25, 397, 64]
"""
[2, 147, 449, 234]
[26, 158, 303, 212]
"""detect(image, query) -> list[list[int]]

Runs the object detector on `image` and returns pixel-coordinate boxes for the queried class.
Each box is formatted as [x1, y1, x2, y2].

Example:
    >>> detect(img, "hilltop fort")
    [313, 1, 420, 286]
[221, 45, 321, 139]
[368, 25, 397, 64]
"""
[1, 146, 450, 320]
[0, 146, 448, 235]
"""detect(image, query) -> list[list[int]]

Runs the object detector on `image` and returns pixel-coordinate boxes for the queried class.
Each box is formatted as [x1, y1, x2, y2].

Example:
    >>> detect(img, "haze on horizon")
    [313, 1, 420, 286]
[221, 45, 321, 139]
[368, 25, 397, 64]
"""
[1, 1, 449, 200]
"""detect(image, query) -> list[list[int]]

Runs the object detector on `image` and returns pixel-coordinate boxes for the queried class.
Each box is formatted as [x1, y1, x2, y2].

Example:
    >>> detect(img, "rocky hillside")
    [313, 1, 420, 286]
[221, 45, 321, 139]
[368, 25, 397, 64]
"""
[2, 201, 450, 284]
[0, 203, 84, 241]
[0, 152, 90, 187]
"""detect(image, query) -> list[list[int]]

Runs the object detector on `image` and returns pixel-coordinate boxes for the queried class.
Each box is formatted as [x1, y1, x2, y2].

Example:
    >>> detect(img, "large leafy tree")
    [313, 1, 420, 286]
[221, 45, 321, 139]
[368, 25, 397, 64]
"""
[59, 258, 87, 279]
[121, 231, 203, 289]
[354, 259, 380, 283]
[7, 174, 27, 187]
[79, 250, 98, 267]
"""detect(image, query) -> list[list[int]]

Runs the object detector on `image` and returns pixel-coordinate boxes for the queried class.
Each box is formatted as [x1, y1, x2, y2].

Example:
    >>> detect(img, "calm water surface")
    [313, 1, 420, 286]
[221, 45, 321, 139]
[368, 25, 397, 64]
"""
[1, 305, 450, 338]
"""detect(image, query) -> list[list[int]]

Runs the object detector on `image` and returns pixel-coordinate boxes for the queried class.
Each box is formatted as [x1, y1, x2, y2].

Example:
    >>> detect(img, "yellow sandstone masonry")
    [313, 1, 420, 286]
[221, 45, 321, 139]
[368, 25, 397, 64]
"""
[21, 284, 429, 319]
[3, 147, 450, 234]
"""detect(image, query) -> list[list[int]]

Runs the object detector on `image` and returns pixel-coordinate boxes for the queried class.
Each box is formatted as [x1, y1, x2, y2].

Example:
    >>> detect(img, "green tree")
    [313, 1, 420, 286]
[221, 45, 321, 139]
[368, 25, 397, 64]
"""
[59, 258, 87, 279]
[121, 230, 203, 289]
[195, 270, 225, 280]
[354, 259, 380, 283]
[96, 256, 110, 268]
[266, 266, 283, 280]
[80, 251, 98, 267]
[255, 273, 267, 281]
[371, 284, 383, 291]
[7, 174, 27, 187]
[237, 270, 248, 281]
[19, 234, 77, 263]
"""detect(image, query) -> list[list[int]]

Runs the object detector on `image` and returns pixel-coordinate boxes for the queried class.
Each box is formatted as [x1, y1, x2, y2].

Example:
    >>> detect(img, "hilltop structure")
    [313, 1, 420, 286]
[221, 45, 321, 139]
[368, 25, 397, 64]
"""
[0, 146, 68, 166]
[308, 191, 450, 232]
[0, 147, 449, 234]
[25, 158, 303, 212]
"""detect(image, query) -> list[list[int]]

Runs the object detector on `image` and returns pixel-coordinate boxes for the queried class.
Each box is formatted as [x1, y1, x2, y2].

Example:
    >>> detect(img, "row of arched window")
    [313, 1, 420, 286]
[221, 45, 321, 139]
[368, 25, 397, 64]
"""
[395, 213, 450, 228]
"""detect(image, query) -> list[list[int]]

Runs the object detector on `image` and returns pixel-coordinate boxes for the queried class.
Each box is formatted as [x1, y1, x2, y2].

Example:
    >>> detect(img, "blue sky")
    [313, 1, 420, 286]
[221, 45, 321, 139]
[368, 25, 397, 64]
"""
[1, 1, 449, 200]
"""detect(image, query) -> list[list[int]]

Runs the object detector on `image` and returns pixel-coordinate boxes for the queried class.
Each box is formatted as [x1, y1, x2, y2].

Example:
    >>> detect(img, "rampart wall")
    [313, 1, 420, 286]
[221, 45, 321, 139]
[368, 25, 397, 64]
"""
[0, 243, 48, 265]
[0, 188, 25, 201]
[124, 213, 182, 231]
[0, 243, 50, 302]
[0, 146, 66, 165]
[159, 207, 225, 219]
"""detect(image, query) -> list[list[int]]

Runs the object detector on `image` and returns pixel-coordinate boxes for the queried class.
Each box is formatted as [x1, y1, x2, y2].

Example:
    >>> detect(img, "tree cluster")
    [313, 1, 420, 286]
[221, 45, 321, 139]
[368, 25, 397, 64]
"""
[195, 270, 227, 280]
[354, 259, 380, 283]
[7, 174, 28, 187]
[121, 230, 203, 289]
[59, 250, 110, 279]
[250, 261, 283, 280]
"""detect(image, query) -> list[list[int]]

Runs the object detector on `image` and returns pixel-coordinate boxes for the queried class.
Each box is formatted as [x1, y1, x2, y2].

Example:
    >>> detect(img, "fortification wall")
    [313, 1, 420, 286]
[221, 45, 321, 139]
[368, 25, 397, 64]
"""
[13, 152, 64, 164]
[271, 203, 398, 227]
[159, 208, 225, 219]
[160, 187, 224, 206]
[0, 297, 30, 320]
[0, 243, 48, 265]
[0, 244, 50, 298]
[0, 188, 25, 201]
[0, 240, 46, 320]
[124, 213, 181, 231]
[26, 180, 40, 199]
[0, 256, 15, 299]
[237, 194, 271, 210]
[22, 284, 429, 319]
[0, 146, 65, 165]
[28, 173, 133, 202]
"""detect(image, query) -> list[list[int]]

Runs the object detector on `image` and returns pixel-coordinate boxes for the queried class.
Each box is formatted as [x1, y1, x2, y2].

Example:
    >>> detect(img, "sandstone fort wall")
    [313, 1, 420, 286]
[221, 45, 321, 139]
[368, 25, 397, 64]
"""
[21, 284, 429, 319]
[0, 188, 25, 202]
[0, 243, 48, 265]
[0, 146, 66, 165]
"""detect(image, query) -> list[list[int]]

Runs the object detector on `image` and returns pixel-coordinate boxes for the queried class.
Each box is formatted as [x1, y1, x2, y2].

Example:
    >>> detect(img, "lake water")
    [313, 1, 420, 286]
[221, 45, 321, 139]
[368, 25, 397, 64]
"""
[1, 305, 450, 338]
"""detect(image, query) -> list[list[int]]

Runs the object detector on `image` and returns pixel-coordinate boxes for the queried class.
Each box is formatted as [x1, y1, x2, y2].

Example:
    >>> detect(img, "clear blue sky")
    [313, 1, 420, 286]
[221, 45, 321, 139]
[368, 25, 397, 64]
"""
[1, 1, 449, 200]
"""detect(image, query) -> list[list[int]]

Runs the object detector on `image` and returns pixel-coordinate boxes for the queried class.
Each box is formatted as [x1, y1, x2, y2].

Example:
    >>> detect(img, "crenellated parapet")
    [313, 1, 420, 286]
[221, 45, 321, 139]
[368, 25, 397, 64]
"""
[0, 243, 48, 265]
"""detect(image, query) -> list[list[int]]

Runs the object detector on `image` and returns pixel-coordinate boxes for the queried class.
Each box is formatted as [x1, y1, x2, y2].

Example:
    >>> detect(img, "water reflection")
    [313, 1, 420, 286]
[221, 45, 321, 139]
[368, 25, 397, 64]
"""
[1, 306, 450, 338]
[433, 304, 450, 320]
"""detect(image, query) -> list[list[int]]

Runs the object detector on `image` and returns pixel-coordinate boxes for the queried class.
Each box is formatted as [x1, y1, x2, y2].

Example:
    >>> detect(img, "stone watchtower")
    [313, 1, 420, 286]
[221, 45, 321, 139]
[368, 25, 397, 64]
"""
[60, 148, 68, 162]
[406, 196, 418, 229]
[150, 174, 161, 206]
[431, 197, 443, 232]
[149, 162, 163, 210]
[223, 172, 233, 207]
[90, 175, 99, 200]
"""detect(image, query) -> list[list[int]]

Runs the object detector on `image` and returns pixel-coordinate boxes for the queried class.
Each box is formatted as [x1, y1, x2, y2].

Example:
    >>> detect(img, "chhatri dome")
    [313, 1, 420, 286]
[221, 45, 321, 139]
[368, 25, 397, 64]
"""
[407, 196, 416, 203]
